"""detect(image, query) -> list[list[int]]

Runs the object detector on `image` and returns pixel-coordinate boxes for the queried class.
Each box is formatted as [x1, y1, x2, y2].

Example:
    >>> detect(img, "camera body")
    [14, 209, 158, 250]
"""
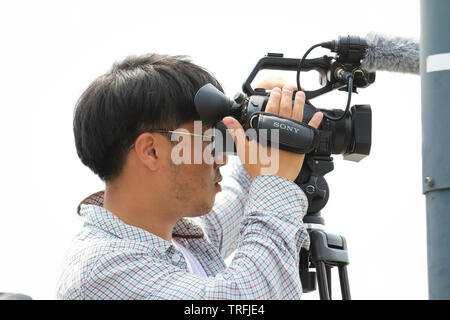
[239, 88, 372, 162]
[194, 49, 374, 162]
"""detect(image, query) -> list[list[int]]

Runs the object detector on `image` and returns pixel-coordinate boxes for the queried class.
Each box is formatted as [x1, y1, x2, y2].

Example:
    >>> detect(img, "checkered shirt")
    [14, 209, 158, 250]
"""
[56, 156, 310, 299]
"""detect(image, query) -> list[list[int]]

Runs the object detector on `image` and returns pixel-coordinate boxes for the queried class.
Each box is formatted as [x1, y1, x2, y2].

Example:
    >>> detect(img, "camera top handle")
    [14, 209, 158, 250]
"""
[242, 53, 346, 100]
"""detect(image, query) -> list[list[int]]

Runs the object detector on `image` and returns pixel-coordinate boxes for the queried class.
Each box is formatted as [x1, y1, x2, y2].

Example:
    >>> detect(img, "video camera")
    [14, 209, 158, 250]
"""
[194, 35, 375, 215]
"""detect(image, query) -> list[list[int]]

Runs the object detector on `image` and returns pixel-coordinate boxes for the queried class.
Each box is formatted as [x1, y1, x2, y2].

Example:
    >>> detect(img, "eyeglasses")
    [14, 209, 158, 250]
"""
[128, 129, 215, 150]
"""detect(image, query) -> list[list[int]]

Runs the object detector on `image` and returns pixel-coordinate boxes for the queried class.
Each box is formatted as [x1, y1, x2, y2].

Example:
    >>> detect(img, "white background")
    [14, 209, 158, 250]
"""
[0, 0, 425, 299]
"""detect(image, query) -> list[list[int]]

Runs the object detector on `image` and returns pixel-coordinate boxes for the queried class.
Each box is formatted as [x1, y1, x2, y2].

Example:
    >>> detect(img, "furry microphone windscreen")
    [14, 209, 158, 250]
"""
[362, 32, 420, 75]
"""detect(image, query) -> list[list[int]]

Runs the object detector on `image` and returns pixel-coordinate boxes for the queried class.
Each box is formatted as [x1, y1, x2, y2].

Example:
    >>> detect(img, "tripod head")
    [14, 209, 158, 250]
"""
[295, 155, 334, 225]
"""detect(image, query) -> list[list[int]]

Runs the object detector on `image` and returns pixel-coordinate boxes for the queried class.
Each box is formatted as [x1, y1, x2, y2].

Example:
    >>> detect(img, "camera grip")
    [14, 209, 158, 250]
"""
[251, 112, 319, 154]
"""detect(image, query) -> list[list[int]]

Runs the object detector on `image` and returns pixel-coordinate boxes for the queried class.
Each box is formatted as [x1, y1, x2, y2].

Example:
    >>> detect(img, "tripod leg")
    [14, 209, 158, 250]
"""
[338, 265, 351, 300]
[316, 261, 330, 300]
[326, 265, 332, 300]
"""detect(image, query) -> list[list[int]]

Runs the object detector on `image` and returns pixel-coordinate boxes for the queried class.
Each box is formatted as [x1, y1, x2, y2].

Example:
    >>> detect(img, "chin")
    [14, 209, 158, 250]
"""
[200, 203, 215, 215]
[192, 198, 216, 217]
[181, 205, 213, 218]
[186, 184, 221, 216]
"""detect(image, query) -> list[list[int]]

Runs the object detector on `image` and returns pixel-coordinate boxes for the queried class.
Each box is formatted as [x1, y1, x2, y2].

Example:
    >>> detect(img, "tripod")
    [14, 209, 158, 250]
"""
[296, 155, 351, 300]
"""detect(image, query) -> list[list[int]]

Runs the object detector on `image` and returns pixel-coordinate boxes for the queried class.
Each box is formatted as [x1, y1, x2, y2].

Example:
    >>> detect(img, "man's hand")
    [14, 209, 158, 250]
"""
[254, 77, 304, 92]
[222, 82, 323, 181]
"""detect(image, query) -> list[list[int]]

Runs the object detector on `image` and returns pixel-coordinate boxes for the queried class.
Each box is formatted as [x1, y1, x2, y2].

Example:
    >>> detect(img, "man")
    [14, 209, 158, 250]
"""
[56, 54, 323, 299]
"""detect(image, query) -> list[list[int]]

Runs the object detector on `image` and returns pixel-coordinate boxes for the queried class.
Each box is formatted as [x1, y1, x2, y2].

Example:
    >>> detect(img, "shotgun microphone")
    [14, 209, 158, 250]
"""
[322, 33, 420, 75]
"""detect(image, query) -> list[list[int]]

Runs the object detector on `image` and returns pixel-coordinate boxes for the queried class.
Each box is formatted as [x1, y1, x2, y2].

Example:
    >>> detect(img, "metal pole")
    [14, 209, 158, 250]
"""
[420, 0, 450, 300]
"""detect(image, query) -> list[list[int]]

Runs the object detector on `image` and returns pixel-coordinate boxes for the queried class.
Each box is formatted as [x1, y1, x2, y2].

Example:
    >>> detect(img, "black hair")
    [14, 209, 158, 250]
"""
[73, 54, 223, 181]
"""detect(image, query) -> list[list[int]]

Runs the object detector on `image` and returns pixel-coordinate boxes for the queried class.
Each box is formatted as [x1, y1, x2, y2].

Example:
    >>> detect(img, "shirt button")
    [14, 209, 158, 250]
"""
[172, 253, 181, 263]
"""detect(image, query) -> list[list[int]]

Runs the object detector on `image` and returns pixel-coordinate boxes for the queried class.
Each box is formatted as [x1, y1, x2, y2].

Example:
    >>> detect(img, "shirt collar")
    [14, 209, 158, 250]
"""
[77, 191, 204, 251]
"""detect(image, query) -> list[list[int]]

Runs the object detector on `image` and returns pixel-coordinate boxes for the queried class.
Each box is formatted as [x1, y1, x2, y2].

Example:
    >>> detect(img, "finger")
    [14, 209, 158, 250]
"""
[286, 84, 298, 91]
[279, 86, 294, 118]
[214, 153, 228, 166]
[292, 91, 305, 122]
[255, 77, 284, 90]
[222, 117, 249, 163]
[308, 112, 324, 129]
[255, 77, 298, 91]
[264, 87, 281, 114]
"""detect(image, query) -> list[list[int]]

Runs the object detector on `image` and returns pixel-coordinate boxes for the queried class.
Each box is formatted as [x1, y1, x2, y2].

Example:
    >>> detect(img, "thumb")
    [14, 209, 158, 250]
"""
[222, 117, 249, 163]
[308, 112, 324, 129]
[222, 116, 242, 131]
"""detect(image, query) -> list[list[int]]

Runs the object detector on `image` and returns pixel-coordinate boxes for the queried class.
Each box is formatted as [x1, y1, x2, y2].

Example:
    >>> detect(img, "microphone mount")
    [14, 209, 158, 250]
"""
[321, 35, 368, 63]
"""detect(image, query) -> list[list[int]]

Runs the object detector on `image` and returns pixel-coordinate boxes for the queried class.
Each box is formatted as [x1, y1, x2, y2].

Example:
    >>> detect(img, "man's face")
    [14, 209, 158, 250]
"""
[165, 121, 227, 216]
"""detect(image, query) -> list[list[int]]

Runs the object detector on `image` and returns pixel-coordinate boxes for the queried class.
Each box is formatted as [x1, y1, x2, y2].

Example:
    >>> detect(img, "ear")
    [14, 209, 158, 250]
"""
[133, 133, 161, 171]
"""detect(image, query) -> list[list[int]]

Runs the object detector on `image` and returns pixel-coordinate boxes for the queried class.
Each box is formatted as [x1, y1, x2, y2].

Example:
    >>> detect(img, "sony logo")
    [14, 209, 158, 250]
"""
[273, 121, 300, 133]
